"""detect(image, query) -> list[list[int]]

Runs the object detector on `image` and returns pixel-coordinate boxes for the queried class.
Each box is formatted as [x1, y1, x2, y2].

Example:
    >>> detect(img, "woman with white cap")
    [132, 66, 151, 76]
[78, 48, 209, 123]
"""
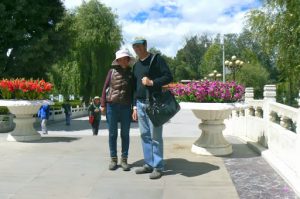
[101, 48, 134, 171]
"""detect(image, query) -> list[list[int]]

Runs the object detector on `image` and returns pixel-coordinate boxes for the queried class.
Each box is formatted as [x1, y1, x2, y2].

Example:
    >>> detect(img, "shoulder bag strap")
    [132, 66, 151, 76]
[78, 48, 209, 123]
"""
[146, 54, 158, 103]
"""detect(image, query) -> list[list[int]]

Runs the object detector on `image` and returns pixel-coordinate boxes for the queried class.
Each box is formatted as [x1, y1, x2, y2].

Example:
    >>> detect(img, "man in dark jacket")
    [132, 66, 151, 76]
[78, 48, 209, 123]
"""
[131, 37, 173, 179]
[62, 100, 71, 126]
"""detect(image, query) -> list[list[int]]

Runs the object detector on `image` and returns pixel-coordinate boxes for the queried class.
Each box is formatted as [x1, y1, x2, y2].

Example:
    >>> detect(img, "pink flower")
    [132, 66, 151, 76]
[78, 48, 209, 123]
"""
[170, 81, 245, 103]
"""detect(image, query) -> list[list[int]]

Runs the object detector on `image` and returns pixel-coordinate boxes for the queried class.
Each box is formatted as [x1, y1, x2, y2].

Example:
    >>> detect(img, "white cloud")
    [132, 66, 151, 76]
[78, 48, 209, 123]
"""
[63, 0, 261, 57]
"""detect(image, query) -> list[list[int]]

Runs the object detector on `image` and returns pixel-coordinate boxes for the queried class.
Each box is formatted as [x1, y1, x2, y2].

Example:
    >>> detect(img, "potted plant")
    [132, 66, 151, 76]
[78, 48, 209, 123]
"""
[170, 80, 247, 156]
[0, 79, 53, 141]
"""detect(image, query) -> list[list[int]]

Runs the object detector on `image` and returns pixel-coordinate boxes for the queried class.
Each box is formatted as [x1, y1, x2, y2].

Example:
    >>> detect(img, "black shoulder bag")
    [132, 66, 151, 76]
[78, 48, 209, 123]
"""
[145, 54, 180, 127]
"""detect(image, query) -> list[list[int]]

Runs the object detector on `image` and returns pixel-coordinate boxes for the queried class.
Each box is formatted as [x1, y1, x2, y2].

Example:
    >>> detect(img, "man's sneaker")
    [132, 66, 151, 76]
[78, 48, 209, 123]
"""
[135, 165, 153, 174]
[120, 158, 130, 171]
[149, 169, 163, 180]
[109, 157, 118, 170]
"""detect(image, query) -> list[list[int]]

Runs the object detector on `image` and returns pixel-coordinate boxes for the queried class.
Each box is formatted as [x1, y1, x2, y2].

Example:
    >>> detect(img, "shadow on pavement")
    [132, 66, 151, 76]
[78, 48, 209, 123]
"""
[36, 119, 140, 132]
[222, 136, 261, 159]
[24, 137, 81, 143]
[131, 158, 220, 177]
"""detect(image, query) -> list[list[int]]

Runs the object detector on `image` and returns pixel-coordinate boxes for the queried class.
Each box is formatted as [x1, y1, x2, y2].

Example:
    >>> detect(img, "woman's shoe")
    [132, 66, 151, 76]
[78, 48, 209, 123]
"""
[120, 158, 130, 171]
[109, 157, 118, 170]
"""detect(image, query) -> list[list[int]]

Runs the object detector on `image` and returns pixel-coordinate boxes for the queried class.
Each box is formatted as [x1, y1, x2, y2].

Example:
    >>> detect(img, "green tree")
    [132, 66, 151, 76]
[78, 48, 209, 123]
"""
[235, 50, 270, 98]
[47, 12, 80, 99]
[174, 34, 211, 80]
[200, 43, 222, 78]
[74, 0, 122, 103]
[247, 0, 300, 105]
[0, 0, 67, 78]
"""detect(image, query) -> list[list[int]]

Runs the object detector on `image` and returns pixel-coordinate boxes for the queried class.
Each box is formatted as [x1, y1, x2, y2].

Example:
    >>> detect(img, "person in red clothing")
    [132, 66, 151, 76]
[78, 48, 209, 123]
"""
[101, 48, 135, 171]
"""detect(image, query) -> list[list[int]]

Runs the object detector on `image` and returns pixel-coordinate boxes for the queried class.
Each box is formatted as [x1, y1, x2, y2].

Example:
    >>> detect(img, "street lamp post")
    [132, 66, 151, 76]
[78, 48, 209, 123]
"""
[221, 35, 225, 82]
[208, 70, 222, 81]
[224, 55, 244, 81]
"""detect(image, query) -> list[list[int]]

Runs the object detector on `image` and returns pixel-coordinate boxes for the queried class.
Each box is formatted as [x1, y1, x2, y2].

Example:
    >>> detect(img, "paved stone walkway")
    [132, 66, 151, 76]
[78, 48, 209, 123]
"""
[0, 110, 298, 199]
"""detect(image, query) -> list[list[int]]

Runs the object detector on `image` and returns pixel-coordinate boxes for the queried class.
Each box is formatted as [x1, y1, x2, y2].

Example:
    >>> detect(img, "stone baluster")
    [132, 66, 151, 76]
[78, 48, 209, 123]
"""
[245, 87, 254, 102]
[249, 106, 255, 116]
[241, 110, 245, 116]
[255, 107, 263, 118]
[269, 111, 277, 123]
[263, 85, 276, 119]
[263, 85, 276, 102]
[280, 116, 292, 131]
[244, 87, 254, 118]
[263, 85, 276, 147]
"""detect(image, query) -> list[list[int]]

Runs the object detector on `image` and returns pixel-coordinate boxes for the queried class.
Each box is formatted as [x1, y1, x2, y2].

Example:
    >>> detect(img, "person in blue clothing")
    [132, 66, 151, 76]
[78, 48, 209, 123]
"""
[38, 103, 50, 135]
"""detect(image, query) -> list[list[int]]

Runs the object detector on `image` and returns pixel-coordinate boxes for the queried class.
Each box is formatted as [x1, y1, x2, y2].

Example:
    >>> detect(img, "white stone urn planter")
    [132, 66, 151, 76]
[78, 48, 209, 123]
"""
[180, 102, 247, 156]
[0, 100, 53, 142]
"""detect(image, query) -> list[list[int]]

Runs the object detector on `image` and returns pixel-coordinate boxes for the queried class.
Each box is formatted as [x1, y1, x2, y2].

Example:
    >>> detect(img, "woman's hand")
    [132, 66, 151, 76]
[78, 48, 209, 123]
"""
[100, 107, 106, 115]
[132, 109, 138, 121]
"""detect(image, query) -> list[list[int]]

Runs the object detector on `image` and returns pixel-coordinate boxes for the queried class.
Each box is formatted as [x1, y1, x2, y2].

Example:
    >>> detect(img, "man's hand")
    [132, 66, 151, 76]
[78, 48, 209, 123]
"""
[132, 109, 138, 121]
[100, 107, 106, 115]
[142, 77, 153, 86]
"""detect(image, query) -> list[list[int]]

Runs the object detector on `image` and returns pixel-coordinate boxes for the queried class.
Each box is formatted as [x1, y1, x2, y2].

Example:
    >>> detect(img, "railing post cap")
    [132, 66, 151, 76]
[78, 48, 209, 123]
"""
[264, 84, 276, 90]
[245, 87, 254, 92]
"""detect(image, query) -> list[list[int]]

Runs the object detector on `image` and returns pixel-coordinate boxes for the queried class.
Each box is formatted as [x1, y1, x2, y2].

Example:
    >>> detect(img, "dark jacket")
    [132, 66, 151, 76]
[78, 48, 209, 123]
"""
[133, 53, 173, 105]
[62, 103, 71, 115]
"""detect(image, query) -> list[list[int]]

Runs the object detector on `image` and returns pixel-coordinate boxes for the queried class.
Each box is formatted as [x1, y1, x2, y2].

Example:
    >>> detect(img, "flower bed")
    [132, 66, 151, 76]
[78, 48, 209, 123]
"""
[0, 79, 52, 100]
[170, 81, 245, 103]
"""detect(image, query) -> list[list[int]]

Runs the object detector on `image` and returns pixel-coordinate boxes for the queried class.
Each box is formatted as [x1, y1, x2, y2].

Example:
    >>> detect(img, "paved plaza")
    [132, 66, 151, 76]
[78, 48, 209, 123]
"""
[0, 110, 298, 199]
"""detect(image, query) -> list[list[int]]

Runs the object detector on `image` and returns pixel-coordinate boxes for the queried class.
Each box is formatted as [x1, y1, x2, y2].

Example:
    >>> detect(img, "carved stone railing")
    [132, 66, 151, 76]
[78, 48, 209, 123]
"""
[49, 105, 88, 122]
[224, 85, 300, 196]
[269, 102, 297, 132]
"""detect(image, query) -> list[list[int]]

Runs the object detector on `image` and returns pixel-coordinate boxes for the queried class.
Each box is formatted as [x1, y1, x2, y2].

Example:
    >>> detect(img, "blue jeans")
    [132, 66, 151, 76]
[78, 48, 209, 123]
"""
[106, 103, 131, 158]
[137, 100, 164, 170]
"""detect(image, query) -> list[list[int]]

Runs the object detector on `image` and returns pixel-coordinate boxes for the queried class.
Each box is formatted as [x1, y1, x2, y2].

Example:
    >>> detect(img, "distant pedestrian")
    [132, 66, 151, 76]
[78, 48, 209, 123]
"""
[62, 100, 71, 126]
[88, 96, 101, 136]
[38, 103, 50, 134]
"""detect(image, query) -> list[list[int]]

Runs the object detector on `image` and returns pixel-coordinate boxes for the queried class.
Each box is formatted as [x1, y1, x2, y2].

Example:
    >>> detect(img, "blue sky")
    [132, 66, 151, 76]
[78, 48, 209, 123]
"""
[64, 0, 262, 57]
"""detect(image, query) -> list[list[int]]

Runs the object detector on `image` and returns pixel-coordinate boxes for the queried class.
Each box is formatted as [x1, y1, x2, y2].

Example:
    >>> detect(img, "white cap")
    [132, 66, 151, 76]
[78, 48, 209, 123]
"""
[112, 48, 135, 66]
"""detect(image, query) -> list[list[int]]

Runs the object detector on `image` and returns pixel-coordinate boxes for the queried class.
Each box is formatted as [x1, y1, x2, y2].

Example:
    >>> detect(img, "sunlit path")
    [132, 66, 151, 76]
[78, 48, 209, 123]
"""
[0, 110, 298, 199]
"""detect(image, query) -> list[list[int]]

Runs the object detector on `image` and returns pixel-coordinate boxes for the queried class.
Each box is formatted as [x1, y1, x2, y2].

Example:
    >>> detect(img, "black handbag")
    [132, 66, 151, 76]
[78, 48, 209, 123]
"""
[145, 54, 180, 127]
[146, 90, 180, 127]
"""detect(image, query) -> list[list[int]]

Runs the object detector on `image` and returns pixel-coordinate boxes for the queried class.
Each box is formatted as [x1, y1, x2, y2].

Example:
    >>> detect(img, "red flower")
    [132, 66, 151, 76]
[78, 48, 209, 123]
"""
[0, 78, 53, 99]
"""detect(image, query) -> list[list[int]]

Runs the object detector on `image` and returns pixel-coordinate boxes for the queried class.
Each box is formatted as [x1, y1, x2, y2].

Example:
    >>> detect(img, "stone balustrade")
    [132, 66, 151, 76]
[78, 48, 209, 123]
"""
[48, 105, 88, 122]
[224, 84, 300, 196]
